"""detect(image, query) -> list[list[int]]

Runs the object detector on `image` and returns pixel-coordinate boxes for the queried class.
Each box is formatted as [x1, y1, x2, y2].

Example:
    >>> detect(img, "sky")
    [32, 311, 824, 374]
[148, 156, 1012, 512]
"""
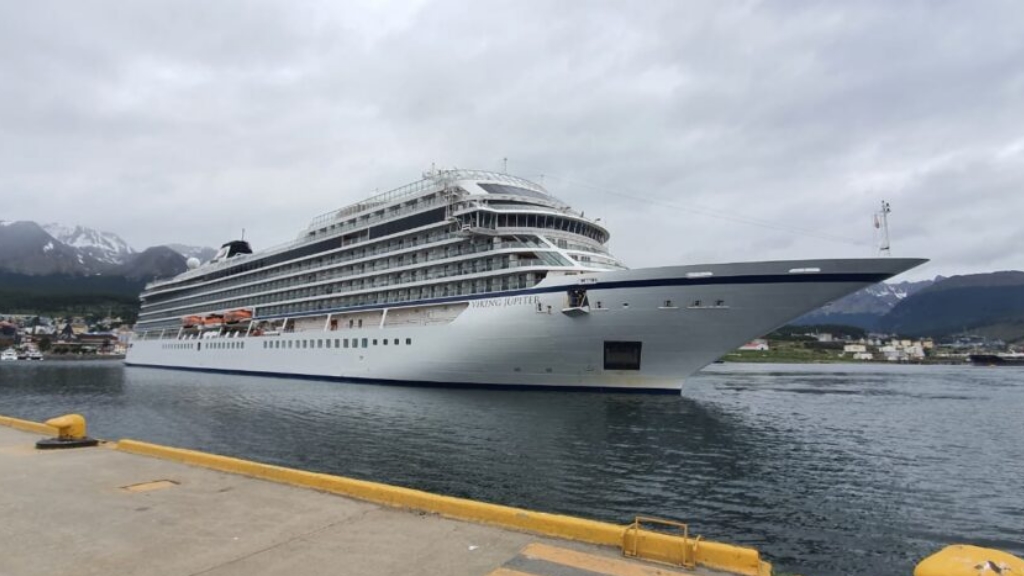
[2, 1, 1023, 281]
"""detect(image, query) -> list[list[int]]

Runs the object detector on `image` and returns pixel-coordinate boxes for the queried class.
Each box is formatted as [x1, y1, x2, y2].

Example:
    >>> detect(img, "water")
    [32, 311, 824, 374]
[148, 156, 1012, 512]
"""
[1, 360, 1022, 576]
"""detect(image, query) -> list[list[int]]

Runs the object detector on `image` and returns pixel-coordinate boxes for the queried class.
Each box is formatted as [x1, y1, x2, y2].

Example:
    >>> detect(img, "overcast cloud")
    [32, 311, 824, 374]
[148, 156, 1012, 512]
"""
[2, 0, 1023, 280]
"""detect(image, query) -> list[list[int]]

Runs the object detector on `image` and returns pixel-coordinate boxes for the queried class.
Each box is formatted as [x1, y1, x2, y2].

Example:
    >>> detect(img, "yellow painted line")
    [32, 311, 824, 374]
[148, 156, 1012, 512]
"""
[0, 415, 58, 436]
[486, 568, 537, 576]
[115, 439, 769, 576]
[116, 439, 623, 545]
[522, 543, 692, 576]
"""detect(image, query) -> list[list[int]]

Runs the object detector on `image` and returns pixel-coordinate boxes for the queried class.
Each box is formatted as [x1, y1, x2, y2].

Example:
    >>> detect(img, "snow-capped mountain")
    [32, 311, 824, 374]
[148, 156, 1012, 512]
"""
[0, 219, 212, 278]
[0, 221, 97, 275]
[793, 278, 938, 329]
[42, 223, 135, 266]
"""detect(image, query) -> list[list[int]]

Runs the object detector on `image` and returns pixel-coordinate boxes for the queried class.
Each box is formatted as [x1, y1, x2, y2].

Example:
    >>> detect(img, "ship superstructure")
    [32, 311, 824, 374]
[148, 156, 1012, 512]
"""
[127, 169, 925, 392]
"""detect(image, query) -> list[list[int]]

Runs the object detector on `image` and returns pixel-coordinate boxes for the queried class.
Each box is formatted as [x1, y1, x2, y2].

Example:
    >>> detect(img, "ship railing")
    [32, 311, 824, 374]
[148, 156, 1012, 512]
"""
[140, 232, 567, 315]
[307, 177, 444, 230]
[141, 258, 558, 323]
[146, 201, 452, 291]
[306, 197, 445, 236]
[305, 168, 550, 231]
[146, 235, 546, 310]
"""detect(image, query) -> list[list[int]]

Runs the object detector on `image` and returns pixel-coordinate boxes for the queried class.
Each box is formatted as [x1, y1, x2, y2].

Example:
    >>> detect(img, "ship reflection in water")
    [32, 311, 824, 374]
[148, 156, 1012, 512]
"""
[0, 360, 1021, 576]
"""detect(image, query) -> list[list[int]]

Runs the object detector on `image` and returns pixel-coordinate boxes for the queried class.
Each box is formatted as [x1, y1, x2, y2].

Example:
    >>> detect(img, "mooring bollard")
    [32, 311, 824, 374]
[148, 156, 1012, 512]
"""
[35, 414, 99, 449]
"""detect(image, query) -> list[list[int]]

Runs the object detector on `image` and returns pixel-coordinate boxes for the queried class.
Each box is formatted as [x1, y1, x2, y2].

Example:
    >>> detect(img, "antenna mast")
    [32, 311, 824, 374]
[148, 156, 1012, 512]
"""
[875, 200, 891, 256]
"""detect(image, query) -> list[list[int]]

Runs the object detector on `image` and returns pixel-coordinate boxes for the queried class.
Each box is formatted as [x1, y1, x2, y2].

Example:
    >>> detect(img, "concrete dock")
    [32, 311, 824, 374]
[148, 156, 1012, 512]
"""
[0, 422, 744, 576]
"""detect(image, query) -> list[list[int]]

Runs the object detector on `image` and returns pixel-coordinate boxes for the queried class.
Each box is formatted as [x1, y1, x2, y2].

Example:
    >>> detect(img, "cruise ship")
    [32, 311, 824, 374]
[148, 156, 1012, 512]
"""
[126, 168, 925, 392]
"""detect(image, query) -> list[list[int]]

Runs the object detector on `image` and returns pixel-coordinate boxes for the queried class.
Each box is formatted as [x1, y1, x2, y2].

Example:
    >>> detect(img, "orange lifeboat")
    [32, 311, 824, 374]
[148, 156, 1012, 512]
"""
[224, 309, 253, 324]
[182, 315, 203, 328]
[203, 313, 225, 327]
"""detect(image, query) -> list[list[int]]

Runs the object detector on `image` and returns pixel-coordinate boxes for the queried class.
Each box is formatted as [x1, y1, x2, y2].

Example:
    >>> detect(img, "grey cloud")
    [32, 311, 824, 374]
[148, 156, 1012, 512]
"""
[2, 0, 1023, 281]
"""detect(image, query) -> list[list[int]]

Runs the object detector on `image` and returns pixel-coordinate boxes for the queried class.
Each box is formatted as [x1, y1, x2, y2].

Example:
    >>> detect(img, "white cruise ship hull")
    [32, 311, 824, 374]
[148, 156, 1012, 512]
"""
[126, 258, 924, 393]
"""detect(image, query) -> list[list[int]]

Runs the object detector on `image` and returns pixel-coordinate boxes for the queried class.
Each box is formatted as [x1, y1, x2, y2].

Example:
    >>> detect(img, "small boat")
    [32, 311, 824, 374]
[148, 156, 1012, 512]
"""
[182, 315, 204, 328]
[1, 349, 17, 361]
[969, 353, 1024, 367]
[203, 314, 225, 327]
[224, 309, 253, 324]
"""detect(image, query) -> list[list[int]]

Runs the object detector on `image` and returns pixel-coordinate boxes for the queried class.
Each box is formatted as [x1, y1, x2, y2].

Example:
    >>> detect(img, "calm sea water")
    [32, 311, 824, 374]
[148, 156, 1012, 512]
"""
[1, 360, 1021, 576]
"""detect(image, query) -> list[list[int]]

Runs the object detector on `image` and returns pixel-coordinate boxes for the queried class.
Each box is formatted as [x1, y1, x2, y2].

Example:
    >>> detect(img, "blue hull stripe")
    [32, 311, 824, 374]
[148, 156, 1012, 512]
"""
[122, 363, 681, 395]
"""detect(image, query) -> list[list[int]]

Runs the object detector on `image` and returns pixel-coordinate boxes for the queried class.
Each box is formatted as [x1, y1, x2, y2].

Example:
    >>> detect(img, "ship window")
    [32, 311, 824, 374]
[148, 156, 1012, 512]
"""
[335, 339, 340, 348]
[604, 341, 642, 371]
[325, 339, 331, 348]
[344, 338, 349, 348]
[478, 183, 560, 203]
[318, 339, 323, 348]
[394, 338, 399, 345]
[362, 338, 368, 347]
[406, 338, 411, 345]
[373, 339, 378, 346]
[383, 339, 388, 346]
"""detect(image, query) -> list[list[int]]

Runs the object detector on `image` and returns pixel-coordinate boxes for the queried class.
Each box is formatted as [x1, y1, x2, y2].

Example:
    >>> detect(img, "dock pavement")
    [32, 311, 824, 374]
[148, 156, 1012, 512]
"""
[0, 424, 718, 576]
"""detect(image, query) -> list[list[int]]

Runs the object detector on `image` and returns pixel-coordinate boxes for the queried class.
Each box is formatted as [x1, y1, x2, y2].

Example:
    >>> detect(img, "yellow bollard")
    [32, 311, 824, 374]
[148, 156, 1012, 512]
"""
[46, 414, 88, 439]
[915, 545, 1024, 576]
[35, 414, 98, 449]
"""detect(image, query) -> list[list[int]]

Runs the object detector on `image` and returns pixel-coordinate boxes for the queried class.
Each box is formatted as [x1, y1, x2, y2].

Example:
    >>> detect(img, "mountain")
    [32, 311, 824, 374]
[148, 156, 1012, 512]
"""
[0, 220, 201, 315]
[167, 243, 218, 263]
[115, 246, 188, 281]
[792, 278, 937, 330]
[0, 219, 208, 277]
[42, 223, 135, 266]
[879, 272, 1024, 341]
[0, 221, 105, 275]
